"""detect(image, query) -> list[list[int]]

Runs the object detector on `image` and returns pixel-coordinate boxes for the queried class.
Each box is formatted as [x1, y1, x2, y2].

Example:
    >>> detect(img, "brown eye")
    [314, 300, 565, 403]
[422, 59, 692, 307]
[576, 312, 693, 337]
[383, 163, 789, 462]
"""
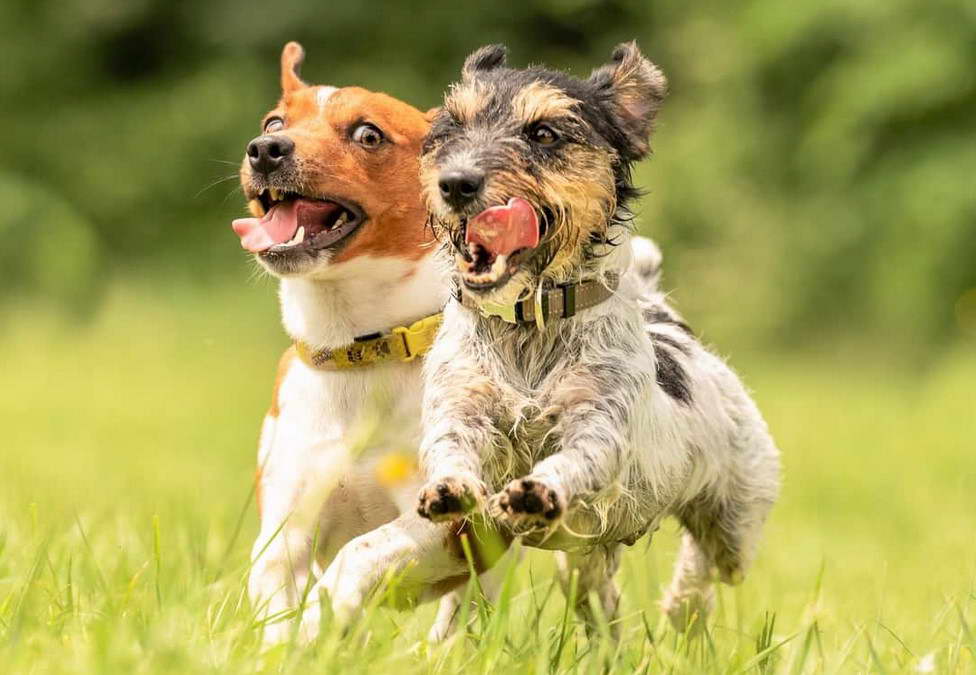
[530, 123, 558, 145]
[352, 123, 385, 148]
[264, 117, 284, 133]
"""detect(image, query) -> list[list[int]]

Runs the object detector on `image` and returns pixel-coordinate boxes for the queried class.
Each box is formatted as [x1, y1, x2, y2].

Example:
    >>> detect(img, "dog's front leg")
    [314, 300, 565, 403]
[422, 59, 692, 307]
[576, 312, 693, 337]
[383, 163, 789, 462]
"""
[249, 436, 351, 645]
[415, 357, 500, 522]
[495, 362, 648, 533]
[297, 513, 506, 640]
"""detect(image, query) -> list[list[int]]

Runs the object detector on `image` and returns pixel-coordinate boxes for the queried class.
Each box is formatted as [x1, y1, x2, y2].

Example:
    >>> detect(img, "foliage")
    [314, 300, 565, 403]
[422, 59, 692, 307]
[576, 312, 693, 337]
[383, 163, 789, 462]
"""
[0, 0, 973, 354]
[1, 286, 974, 673]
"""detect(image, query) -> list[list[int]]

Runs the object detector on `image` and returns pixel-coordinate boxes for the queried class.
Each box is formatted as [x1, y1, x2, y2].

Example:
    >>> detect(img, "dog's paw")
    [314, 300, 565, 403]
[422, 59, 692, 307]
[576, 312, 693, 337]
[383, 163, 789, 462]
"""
[661, 586, 714, 635]
[417, 475, 486, 522]
[493, 477, 565, 531]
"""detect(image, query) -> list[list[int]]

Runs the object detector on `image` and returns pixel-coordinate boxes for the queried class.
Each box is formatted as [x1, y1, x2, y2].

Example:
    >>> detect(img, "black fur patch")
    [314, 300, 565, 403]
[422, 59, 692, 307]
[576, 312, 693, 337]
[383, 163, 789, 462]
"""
[651, 331, 690, 356]
[643, 307, 694, 336]
[463, 44, 508, 76]
[426, 59, 650, 215]
[654, 344, 692, 405]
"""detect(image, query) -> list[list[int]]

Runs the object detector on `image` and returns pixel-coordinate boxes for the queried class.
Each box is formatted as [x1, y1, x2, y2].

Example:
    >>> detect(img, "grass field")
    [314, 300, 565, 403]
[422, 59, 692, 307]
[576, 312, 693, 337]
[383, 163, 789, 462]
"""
[1, 281, 974, 673]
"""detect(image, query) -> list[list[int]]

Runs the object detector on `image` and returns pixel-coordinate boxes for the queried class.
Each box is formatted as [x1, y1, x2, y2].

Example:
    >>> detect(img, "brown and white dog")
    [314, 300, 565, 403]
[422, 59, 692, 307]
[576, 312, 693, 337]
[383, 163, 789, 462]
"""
[236, 43, 669, 645]
[234, 43, 496, 645]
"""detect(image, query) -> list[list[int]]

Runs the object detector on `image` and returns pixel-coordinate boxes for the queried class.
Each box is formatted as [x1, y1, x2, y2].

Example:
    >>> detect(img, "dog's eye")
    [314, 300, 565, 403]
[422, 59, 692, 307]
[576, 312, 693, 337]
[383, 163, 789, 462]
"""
[352, 123, 385, 148]
[264, 117, 284, 133]
[529, 123, 559, 146]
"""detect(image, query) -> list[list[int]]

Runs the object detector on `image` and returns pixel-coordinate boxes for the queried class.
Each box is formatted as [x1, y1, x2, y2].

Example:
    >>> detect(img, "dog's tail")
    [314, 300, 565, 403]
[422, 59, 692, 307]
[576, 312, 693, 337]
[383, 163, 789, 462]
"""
[630, 235, 663, 290]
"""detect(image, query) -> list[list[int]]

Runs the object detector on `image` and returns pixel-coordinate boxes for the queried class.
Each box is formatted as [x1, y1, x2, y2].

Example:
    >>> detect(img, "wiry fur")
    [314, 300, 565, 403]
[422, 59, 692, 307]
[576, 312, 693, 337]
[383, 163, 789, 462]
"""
[417, 42, 780, 632]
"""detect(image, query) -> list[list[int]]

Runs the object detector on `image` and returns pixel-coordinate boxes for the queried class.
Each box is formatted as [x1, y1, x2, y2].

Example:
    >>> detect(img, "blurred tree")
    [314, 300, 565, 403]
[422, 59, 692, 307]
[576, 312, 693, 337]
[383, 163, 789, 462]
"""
[0, 0, 972, 355]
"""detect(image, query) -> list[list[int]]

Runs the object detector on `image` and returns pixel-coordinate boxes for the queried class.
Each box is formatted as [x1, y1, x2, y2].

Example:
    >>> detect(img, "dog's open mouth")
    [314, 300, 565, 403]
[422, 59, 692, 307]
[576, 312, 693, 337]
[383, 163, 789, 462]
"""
[460, 197, 542, 291]
[232, 189, 363, 255]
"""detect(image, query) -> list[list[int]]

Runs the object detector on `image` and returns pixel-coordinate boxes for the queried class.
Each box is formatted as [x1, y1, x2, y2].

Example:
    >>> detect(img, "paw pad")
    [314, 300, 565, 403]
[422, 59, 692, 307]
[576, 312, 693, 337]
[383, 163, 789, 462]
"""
[417, 477, 482, 522]
[497, 478, 563, 528]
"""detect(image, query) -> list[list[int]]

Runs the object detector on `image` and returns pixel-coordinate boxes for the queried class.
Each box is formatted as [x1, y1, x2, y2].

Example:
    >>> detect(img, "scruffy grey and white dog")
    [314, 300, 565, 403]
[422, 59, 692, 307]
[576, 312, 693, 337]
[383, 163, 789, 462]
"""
[414, 42, 781, 631]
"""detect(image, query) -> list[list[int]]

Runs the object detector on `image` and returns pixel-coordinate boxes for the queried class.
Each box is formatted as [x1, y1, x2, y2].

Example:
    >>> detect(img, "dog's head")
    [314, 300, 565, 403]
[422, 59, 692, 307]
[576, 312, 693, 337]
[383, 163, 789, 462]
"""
[234, 42, 432, 278]
[422, 42, 666, 304]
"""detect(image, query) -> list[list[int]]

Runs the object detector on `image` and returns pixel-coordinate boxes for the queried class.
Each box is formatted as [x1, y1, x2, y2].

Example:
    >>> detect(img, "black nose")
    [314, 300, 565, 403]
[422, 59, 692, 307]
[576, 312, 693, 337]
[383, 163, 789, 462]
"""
[246, 135, 295, 175]
[438, 169, 484, 209]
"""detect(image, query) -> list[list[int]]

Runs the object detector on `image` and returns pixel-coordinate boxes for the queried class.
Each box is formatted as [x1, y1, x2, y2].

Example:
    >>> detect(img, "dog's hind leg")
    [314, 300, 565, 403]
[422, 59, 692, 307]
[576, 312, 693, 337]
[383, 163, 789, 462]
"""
[426, 565, 504, 643]
[555, 545, 622, 638]
[681, 492, 776, 585]
[427, 591, 463, 644]
[678, 418, 780, 586]
[661, 531, 714, 633]
[664, 483, 777, 633]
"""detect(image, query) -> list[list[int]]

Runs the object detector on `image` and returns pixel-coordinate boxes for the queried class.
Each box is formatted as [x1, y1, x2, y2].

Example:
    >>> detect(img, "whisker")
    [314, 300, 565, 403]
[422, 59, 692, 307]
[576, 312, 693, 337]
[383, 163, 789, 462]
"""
[222, 185, 244, 205]
[195, 174, 241, 199]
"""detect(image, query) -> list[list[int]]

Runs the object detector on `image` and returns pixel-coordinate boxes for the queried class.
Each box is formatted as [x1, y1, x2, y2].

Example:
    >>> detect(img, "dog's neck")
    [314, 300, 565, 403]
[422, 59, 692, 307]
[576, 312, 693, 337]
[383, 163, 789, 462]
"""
[278, 252, 448, 350]
[462, 222, 632, 307]
[460, 228, 636, 348]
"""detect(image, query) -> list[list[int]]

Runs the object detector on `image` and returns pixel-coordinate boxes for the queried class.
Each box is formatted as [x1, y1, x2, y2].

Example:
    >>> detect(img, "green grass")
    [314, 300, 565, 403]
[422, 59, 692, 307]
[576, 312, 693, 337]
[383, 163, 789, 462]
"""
[1, 281, 974, 673]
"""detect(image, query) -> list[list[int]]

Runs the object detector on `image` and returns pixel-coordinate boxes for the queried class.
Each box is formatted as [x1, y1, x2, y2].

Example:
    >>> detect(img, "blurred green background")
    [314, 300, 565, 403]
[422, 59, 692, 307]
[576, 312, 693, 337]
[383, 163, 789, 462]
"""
[1, 2, 975, 671]
[2, 0, 974, 356]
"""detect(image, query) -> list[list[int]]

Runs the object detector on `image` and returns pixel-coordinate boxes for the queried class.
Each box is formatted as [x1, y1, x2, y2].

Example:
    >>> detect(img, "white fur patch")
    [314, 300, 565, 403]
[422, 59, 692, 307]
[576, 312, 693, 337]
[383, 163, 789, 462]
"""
[316, 86, 338, 109]
[249, 249, 459, 646]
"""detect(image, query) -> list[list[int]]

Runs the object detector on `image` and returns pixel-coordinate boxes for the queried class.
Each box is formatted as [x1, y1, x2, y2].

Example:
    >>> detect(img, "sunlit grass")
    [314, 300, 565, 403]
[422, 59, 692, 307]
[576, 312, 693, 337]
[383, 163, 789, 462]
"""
[1, 282, 974, 673]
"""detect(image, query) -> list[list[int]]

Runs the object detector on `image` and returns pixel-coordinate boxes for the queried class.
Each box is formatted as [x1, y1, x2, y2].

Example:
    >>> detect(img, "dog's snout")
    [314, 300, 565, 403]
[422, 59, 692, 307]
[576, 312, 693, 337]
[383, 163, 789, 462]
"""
[438, 169, 484, 209]
[247, 135, 295, 175]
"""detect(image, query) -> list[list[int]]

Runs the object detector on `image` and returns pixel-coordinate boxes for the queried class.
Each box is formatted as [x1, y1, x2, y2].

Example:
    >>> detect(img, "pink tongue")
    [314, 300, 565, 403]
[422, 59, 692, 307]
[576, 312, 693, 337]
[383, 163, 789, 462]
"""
[465, 197, 539, 257]
[232, 202, 300, 253]
[232, 200, 343, 253]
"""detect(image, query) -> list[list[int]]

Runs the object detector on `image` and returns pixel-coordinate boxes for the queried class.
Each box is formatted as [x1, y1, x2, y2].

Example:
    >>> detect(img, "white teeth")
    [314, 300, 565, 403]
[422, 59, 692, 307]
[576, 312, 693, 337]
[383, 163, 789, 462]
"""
[334, 212, 348, 228]
[462, 253, 508, 283]
[281, 226, 305, 247]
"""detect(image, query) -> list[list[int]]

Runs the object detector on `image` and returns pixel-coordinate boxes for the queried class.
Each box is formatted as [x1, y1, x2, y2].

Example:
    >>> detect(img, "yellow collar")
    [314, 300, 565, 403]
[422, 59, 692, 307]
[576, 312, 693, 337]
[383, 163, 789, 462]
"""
[294, 313, 442, 370]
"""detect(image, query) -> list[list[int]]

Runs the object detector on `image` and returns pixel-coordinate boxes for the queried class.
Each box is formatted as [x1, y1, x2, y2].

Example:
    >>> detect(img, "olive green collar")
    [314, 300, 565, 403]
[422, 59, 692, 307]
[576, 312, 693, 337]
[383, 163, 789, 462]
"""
[294, 313, 442, 369]
[456, 272, 620, 331]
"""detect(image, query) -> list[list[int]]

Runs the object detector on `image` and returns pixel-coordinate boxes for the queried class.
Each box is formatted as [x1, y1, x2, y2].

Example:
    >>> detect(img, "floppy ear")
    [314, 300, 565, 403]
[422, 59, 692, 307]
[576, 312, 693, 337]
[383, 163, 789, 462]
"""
[462, 44, 507, 81]
[589, 41, 667, 160]
[280, 41, 306, 94]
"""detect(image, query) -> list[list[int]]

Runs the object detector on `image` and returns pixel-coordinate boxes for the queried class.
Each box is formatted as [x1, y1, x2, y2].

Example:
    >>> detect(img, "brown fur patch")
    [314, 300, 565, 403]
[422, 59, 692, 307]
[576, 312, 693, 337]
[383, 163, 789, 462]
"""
[241, 84, 435, 265]
[445, 82, 485, 124]
[280, 42, 305, 94]
[268, 346, 297, 418]
[511, 82, 578, 124]
[430, 518, 512, 596]
[254, 466, 264, 519]
[442, 518, 512, 574]
[430, 573, 469, 597]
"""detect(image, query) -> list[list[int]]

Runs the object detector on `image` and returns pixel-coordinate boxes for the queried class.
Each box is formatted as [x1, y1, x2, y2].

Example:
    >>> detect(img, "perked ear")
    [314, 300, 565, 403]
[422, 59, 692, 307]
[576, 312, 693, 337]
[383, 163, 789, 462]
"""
[589, 41, 667, 160]
[462, 44, 507, 80]
[280, 41, 306, 94]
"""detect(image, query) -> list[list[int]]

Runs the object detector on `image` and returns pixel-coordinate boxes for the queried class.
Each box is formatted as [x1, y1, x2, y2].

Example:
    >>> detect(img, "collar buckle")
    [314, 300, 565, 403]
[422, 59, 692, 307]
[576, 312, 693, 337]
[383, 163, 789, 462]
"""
[533, 283, 549, 332]
[392, 314, 444, 361]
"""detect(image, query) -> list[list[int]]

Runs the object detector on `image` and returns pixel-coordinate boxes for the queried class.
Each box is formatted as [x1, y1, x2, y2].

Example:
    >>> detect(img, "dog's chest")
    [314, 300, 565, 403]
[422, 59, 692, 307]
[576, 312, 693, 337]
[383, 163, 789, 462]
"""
[279, 359, 424, 450]
[481, 379, 563, 489]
